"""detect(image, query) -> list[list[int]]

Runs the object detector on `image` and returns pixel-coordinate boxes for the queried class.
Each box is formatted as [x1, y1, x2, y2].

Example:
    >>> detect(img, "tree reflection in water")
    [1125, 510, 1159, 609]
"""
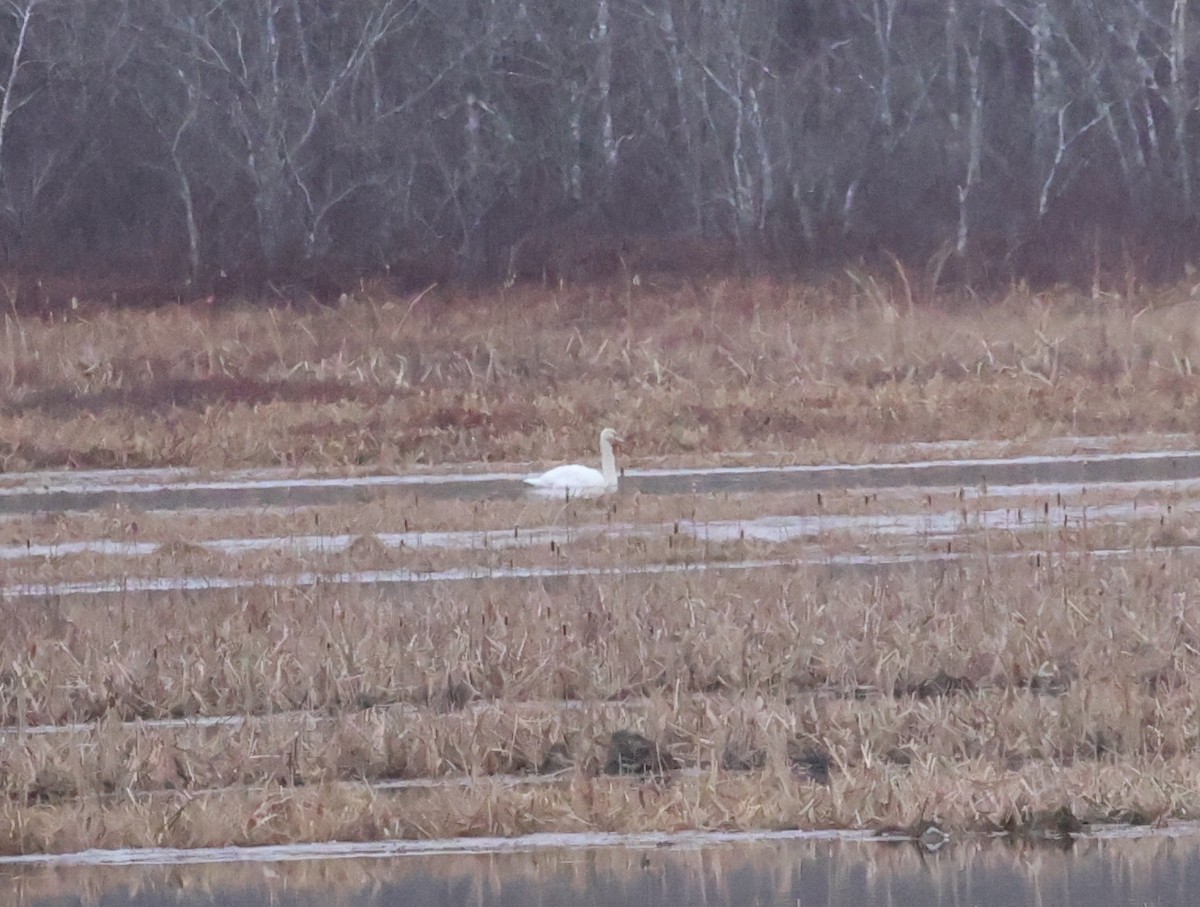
[4, 830, 1200, 907]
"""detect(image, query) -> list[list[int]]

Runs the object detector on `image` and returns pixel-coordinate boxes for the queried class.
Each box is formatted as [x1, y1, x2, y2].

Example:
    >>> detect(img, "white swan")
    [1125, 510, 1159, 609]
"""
[524, 428, 623, 494]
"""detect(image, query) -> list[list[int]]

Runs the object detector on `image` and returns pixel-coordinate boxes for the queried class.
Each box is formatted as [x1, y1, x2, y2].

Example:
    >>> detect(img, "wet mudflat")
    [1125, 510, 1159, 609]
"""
[6, 828, 1200, 907]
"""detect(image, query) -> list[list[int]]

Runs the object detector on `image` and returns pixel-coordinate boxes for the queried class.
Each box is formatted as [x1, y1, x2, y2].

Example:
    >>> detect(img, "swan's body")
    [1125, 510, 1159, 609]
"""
[524, 428, 622, 494]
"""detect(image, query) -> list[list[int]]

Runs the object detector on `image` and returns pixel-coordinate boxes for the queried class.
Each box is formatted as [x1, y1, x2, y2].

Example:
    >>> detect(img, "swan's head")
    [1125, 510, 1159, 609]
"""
[600, 427, 623, 447]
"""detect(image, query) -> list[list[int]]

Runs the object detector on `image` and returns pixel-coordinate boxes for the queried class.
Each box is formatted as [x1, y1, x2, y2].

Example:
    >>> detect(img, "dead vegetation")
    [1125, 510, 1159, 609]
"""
[2, 276, 1200, 472]
[4, 544, 1200, 853]
[4, 276, 1200, 856]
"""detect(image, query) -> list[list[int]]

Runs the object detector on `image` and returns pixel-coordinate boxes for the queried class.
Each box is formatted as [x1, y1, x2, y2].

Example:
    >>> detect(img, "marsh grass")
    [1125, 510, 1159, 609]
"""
[3, 277, 1200, 471]
[5, 545, 1200, 852]
[6, 276, 1200, 855]
[5, 507, 1198, 726]
[7, 749, 1200, 854]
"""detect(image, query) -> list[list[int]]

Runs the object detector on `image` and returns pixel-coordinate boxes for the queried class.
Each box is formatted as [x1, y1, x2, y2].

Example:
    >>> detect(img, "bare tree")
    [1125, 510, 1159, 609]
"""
[0, 0, 40, 188]
[0, 0, 1196, 293]
[143, 0, 426, 278]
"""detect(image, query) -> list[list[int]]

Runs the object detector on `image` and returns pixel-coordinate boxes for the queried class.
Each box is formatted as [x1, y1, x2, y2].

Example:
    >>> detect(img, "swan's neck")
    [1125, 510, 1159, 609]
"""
[600, 436, 618, 485]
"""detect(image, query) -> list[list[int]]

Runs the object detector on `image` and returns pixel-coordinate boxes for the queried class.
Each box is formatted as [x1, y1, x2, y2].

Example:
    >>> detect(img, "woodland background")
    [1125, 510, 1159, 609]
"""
[0, 0, 1198, 297]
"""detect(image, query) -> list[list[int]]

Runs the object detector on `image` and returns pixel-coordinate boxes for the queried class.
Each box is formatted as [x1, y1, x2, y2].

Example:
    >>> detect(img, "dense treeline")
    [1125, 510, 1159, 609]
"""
[1, 0, 1198, 297]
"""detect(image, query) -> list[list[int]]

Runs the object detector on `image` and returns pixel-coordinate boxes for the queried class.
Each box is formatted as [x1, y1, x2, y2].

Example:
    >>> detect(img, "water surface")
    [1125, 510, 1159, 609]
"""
[5, 448, 1200, 515]
[6, 829, 1200, 907]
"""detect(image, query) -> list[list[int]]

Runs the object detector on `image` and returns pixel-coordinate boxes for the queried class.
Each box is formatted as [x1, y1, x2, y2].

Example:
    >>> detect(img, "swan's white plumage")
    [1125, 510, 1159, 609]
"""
[524, 428, 622, 494]
[526, 463, 608, 488]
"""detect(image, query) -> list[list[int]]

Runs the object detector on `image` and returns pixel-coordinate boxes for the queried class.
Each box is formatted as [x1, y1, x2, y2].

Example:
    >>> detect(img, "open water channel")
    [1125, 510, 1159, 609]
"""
[5, 827, 1200, 906]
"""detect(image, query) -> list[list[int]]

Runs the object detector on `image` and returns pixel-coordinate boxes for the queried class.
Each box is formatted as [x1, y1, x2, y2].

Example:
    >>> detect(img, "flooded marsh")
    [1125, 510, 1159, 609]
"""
[4, 438, 1200, 868]
[9, 252, 1200, 900]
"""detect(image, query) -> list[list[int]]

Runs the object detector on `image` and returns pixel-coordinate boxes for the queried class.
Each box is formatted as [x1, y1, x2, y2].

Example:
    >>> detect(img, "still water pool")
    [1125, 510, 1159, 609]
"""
[5, 828, 1200, 907]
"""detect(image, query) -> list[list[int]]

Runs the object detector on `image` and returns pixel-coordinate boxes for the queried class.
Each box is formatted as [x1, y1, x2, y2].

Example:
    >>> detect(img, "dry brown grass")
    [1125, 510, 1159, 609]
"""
[5, 275, 1200, 856]
[4, 545, 1200, 853]
[8, 552, 1197, 723]
[3, 276, 1200, 471]
[8, 757, 1200, 855]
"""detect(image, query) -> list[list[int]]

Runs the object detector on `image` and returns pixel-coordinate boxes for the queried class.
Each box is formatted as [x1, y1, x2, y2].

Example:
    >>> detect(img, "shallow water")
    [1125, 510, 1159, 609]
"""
[4, 475, 1196, 563]
[4, 447, 1200, 515]
[6, 828, 1200, 907]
